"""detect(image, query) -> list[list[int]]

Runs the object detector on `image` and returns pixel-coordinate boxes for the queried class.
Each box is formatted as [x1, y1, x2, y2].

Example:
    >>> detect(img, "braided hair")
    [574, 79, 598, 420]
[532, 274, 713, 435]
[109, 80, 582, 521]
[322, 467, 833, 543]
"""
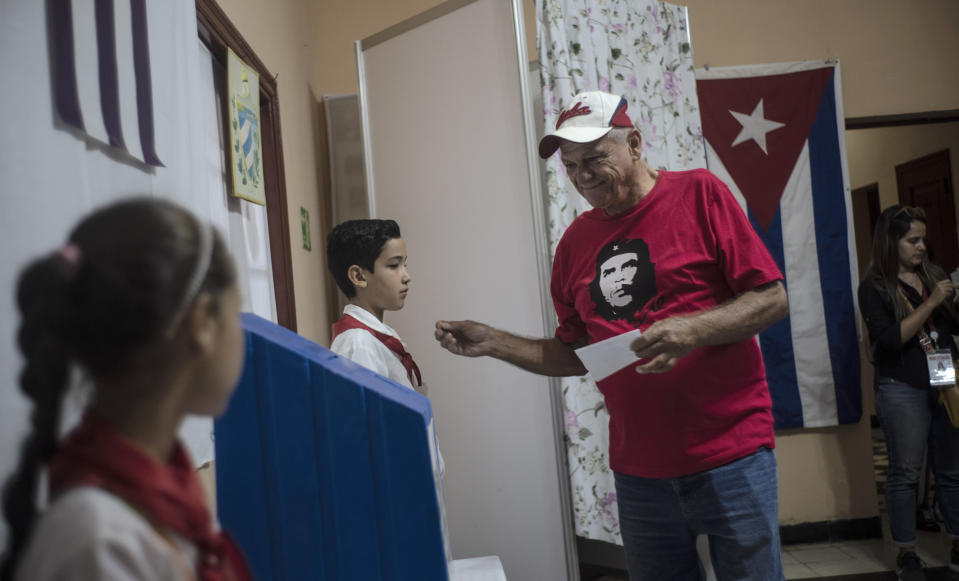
[0, 198, 235, 580]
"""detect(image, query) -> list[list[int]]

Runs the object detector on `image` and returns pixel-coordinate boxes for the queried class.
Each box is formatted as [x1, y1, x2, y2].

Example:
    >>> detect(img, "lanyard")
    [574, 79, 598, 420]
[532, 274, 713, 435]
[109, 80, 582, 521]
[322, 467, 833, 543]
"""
[899, 283, 939, 352]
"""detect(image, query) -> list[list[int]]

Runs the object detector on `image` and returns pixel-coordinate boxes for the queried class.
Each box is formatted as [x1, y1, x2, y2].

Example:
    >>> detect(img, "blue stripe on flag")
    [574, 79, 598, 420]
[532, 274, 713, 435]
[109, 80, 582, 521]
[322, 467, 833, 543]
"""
[807, 72, 862, 424]
[752, 209, 805, 428]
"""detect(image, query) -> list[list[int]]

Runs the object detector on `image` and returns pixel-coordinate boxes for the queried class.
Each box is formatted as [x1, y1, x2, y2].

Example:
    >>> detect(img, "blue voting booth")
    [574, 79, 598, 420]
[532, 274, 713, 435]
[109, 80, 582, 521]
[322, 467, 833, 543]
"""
[214, 314, 449, 580]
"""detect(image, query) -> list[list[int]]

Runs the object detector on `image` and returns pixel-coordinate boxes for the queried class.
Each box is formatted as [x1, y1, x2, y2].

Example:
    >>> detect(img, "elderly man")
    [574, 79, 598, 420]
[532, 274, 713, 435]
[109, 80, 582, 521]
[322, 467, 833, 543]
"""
[435, 91, 788, 580]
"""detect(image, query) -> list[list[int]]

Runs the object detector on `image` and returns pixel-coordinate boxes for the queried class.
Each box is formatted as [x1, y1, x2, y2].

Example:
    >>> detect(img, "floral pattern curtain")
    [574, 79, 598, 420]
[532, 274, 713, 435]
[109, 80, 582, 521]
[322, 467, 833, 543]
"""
[536, 0, 706, 544]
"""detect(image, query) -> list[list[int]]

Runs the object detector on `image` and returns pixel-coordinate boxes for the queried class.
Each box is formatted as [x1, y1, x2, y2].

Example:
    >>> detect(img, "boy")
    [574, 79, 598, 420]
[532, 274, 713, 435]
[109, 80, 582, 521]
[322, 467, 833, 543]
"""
[326, 219, 424, 394]
[327, 219, 448, 553]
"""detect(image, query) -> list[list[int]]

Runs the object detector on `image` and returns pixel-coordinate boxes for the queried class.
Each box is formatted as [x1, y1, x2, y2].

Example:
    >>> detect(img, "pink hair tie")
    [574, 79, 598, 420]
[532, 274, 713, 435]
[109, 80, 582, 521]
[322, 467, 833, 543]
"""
[58, 243, 83, 267]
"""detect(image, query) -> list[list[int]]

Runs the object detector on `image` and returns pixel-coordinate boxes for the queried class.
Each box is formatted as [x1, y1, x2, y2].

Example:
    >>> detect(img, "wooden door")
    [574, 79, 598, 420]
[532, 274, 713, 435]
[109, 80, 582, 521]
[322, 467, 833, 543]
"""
[852, 183, 880, 279]
[897, 149, 958, 272]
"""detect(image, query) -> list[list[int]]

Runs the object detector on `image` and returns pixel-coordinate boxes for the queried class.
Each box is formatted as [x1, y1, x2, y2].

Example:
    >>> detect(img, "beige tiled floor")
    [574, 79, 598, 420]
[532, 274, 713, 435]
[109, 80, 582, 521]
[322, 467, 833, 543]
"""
[589, 521, 954, 580]
[588, 426, 954, 580]
[782, 520, 954, 579]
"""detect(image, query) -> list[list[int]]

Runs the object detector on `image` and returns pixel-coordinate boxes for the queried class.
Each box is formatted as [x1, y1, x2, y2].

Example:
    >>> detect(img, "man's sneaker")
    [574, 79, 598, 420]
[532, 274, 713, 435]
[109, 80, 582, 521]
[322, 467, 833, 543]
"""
[896, 551, 926, 581]
[950, 548, 959, 572]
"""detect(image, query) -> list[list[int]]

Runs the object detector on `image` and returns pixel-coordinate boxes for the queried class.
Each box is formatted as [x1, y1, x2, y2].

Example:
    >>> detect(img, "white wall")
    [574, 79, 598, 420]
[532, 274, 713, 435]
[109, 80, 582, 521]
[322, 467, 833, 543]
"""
[359, 0, 570, 579]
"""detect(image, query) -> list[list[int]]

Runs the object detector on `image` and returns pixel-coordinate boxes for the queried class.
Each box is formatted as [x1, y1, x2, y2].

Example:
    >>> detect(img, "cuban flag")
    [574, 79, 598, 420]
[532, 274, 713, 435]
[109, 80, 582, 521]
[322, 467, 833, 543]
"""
[696, 61, 861, 428]
[50, 0, 163, 166]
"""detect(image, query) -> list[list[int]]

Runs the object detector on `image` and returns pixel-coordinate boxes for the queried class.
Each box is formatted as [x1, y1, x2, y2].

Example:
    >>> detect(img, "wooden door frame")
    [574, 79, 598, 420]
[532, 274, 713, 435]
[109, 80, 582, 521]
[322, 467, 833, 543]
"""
[896, 149, 953, 205]
[896, 148, 958, 271]
[852, 182, 880, 234]
[196, 0, 297, 331]
[845, 109, 959, 130]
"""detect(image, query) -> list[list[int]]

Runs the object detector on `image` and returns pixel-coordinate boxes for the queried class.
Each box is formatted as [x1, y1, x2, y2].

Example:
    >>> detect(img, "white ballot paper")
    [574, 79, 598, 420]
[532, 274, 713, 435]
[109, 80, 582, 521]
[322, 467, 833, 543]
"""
[574, 329, 642, 382]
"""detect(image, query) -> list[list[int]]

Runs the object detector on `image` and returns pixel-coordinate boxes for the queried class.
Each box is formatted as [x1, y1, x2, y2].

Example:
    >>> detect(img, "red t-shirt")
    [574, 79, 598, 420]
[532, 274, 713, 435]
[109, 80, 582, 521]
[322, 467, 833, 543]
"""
[551, 169, 782, 478]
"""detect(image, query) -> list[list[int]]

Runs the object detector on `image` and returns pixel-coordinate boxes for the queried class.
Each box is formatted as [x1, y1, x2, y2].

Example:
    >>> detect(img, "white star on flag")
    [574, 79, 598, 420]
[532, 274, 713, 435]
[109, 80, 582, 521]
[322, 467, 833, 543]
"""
[729, 99, 785, 155]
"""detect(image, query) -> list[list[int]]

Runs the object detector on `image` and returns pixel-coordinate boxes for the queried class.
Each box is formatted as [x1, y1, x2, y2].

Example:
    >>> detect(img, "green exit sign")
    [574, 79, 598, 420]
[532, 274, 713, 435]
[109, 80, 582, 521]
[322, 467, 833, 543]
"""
[300, 207, 311, 251]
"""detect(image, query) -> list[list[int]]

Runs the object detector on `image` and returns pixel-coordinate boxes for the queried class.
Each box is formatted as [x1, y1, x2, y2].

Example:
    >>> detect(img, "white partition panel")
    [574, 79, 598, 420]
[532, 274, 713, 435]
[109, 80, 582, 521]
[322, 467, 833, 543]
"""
[358, 1, 573, 579]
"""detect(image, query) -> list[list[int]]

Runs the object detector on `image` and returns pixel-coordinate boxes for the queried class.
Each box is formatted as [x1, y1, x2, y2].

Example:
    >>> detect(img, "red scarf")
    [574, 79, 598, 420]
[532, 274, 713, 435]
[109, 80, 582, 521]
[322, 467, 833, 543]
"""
[49, 413, 252, 581]
[331, 313, 422, 387]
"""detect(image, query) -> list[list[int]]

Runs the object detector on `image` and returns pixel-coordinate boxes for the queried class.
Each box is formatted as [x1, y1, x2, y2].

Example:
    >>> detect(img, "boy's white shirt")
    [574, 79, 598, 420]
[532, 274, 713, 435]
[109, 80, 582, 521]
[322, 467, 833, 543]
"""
[330, 304, 415, 390]
[16, 487, 196, 581]
[329, 304, 445, 479]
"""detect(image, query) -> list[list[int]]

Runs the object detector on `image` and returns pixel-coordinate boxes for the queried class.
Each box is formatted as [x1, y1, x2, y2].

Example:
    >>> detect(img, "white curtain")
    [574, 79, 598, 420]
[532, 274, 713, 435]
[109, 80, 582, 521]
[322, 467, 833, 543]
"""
[536, 0, 706, 544]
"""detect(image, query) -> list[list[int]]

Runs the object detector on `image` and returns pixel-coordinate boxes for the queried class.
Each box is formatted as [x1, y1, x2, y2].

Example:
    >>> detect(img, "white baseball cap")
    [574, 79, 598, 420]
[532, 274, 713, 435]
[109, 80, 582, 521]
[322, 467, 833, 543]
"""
[538, 91, 635, 158]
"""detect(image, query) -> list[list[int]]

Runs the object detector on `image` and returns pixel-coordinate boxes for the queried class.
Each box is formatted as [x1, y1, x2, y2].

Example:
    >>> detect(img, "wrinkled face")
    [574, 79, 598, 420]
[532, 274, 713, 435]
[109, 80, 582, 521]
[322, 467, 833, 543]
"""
[599, 252, 638, 307]
[898, 220, 927, 272]
[364, 238, 411, 314]
[559, 132, 637, 215]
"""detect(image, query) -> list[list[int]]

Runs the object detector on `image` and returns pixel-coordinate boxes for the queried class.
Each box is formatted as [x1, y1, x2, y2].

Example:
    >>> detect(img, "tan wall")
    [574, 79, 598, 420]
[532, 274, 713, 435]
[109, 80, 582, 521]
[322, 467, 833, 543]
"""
[312, 0, 536, 96]
[845, 121, 959, 424]
[217, 0, 329, 345]
[775, 423, 879, 525]
[303, 0, 959, 338]
[309, 0, 536, 333]
[681, 0, 959, 525]
[846, 121, 959, 231]
[681, 0, 959, 118]
[230, 0, 959, 533]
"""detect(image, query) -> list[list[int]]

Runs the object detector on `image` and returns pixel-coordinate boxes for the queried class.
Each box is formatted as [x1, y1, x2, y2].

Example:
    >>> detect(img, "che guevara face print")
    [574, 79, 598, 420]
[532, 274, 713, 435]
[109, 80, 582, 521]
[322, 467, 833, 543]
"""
[589, 238, 657, 323]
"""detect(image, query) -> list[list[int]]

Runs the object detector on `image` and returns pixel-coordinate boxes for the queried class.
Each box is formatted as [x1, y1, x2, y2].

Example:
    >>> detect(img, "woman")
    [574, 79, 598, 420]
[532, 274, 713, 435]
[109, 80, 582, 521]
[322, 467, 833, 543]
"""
[859, 205, 959, 580]
[1, 198, 251, 581]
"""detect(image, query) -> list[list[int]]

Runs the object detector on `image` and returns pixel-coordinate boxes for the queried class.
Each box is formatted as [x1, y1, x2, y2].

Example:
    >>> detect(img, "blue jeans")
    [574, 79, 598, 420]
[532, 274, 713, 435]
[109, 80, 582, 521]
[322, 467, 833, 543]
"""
[876, 377, 959, 547]
[614, 448, 783, 581]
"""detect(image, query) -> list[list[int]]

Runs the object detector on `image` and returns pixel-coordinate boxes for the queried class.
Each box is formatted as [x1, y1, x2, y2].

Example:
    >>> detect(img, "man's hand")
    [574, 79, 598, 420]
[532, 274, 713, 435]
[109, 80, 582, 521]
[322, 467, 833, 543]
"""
[628, 281, 787, 374]
[435, 320, 494, 357]
[630, 316, 699, 374]
[434, 320, 587, 376]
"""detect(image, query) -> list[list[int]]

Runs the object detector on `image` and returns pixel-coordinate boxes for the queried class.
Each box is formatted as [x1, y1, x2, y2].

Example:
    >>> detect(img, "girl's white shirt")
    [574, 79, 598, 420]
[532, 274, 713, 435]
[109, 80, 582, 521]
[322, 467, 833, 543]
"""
[16, 487, 197, 581]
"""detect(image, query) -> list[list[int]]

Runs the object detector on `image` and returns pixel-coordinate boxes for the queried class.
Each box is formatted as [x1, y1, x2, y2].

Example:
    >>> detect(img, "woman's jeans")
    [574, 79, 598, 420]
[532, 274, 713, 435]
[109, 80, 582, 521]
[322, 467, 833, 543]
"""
[876, 377, 959, 547]
[614, 448, 783, 580]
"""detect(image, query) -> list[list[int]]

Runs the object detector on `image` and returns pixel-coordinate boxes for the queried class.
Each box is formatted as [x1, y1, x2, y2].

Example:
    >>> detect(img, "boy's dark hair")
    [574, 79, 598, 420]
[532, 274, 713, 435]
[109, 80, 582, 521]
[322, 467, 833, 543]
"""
[0, 197, 236, 581]
[326, 219, 401, 298]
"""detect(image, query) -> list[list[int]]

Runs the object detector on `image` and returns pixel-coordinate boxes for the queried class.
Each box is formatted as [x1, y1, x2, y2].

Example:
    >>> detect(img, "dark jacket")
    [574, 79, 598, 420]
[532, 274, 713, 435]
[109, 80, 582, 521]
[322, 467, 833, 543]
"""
[858, 278, 958, 389]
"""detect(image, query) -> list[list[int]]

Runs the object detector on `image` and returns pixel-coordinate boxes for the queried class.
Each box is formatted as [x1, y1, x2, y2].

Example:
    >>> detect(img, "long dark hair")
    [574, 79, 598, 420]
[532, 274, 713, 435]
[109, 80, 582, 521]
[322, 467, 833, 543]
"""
[863, 205, 949, 321]
[0, 198, 236, 580]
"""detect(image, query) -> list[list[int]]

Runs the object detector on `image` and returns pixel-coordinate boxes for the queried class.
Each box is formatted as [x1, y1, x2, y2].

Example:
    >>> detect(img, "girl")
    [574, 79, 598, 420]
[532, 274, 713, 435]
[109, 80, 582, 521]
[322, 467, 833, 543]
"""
[1, 198, 251, 581]
[859, 205, 959, 580]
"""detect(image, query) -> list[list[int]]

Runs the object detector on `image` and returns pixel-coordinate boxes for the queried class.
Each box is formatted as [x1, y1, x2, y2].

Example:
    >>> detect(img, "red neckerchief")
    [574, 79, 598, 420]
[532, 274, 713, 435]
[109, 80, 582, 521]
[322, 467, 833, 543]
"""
[49, 412, 253, 581]
[332, 313, 422, 387]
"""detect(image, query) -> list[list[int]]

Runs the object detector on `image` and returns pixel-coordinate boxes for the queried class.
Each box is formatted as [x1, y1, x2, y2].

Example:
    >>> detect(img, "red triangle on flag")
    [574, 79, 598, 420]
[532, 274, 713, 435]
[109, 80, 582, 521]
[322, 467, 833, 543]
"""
[696, 67, 833, 231]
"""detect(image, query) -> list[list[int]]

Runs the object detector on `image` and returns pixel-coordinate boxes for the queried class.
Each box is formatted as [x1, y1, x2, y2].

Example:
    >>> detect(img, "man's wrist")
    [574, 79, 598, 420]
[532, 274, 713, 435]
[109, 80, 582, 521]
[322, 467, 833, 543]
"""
[486, 327, 508, 359]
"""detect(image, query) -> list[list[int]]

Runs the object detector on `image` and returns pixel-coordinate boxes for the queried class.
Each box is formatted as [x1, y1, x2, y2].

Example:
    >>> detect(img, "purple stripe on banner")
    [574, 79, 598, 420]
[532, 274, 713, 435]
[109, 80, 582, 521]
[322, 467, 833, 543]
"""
[129, 0, 163, 167]
[94, 0, 125, 150]
[51, 0, 85, 131]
